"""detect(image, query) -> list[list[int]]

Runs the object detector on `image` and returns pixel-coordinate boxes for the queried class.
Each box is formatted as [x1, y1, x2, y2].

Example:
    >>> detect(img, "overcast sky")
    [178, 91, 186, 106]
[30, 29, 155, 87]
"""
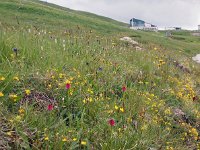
[41, 0, 200, 30]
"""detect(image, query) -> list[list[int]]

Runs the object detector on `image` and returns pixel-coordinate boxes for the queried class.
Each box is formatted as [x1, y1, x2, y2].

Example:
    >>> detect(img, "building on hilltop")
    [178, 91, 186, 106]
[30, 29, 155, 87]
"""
[130, 18, 158, 31]
[130, 18, 145, 28]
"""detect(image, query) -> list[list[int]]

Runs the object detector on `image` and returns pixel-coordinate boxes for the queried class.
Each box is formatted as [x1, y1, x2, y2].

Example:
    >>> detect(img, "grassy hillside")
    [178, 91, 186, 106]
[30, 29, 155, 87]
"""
[0, 0, 129, 34]
[0, 0, 200, 149]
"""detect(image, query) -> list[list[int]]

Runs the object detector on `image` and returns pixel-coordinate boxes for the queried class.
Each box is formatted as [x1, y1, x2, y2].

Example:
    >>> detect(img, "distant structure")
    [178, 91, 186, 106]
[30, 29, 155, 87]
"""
[198, 25, 200, 30]
[165, 27, 181, 31]
[130, 18, 158, 31]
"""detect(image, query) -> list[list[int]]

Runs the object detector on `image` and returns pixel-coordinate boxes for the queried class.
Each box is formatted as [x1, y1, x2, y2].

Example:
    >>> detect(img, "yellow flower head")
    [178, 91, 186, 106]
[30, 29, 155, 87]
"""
[6, 131, 12, 136]
[15, 115, 22, 122]
[72, 138, 77, 141]
[114, 105, 119, 110]
[19, 108, 25, 114]
[120, 107, 125, 113]
[59, 73, 64, 78]
[81, 141, 87, 145]
[190, 128, 198, 137]
[10, 54, 15, 58]
[48, 84, 52, 88]
[9, 94, 18, 101]
[141, 124, 148, 131]
[127, 117, 132, 123]
[87, 88, 94, 94]
[88, 97, 93, 102]
[164, 108, 172, 115]
[44, 136, 49, 141]
[0, 92, 4, 97]
[25, 89, 31, 95]
[65, 79, 71, 84]
[83, 99, 87, 104]
[0, 76, 5, 81]
[13, 76, 19, 81]
[69, 77, 74, 81]
[62, 137, 67, 142]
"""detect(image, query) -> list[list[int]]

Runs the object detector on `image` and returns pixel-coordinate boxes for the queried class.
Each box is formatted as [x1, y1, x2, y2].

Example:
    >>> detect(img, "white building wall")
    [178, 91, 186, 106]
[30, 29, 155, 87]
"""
[165, 27, 176, 30]
[144, 22, 152, 27]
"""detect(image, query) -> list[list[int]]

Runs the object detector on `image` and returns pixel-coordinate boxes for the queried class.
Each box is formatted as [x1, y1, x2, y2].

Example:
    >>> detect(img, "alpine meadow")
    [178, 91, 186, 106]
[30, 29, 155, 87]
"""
[0, 0, 200, 149]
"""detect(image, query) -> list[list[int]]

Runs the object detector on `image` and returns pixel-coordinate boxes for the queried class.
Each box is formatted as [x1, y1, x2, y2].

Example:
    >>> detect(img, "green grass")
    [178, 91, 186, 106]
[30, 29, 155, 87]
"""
[0, 0, 200, 149]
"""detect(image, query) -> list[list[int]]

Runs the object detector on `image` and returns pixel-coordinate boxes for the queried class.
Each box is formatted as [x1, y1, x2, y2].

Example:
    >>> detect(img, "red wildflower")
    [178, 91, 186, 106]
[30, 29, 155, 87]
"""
[193, 96, 198, 101]
[122, 86, 127, 92]
[108, 119, 115, 126]
[66, 83, 71, 89]
[48, 104, 53, 111]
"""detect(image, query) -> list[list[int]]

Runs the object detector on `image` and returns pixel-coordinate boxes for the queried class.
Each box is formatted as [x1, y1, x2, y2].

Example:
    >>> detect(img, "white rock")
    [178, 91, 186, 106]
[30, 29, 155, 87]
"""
[192, 54, 200, 63]
[120, 37, 138, 45]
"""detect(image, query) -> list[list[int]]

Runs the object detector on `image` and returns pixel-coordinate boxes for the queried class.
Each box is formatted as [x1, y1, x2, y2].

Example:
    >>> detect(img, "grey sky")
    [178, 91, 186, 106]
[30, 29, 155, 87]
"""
[41, 0, 200, 30]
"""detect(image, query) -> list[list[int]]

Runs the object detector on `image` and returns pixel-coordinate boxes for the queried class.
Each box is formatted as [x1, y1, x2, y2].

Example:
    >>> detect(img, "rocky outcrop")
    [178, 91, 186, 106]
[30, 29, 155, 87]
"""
[120, 37, 143, 50]
[192, 54, 200, 63]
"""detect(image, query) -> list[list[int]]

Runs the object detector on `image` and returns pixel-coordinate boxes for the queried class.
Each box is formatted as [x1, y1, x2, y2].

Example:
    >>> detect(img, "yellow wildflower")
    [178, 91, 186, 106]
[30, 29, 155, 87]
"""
[114, 105, 119, 110]
[59, 73, 63, 78]
[62, 137, 67, 142]
[164, 108, 172, 115]
[138, 81, 143, 84]
[6, 131, 12, 136]
[141, 124, 148, 131]
[81, 141, 87, 145]
[9, 94, 18, 101]
[120, 107, 125, 113]
[106, 110, 114, 114]
[10, 54, 15, 58]
[72, 138, 77, 141]
[0, 92, 4, 97]
[0, 76, 5, 81]
[88, 97, 93, 102]
[18, 108, 25, 114]
[25, 89, 31, 95]
[48, 84, 52, 88]
[190, 128, 198, 137]
[127, 117, 132, 123]
[166, 127, 171, 131]
[83, 99, 87, 104]
[69, 90, 73, 96]
[166, 146, 174, 150]
[44, 136, 49, 141]
[118, 128, 122, 132]
[68, 130, 73, 133]
[15, 115, 21, 122]
[69, 77, 74, 81]
[87, 88, 94, 94]
[13, 76, 19, 81]
[65, 79, 71, 84]
[9, 119, 14, 123]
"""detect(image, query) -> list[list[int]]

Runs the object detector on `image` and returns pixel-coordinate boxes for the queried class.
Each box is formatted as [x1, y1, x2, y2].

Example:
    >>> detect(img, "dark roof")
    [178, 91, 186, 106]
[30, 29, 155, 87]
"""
[130, 18, 145, 24]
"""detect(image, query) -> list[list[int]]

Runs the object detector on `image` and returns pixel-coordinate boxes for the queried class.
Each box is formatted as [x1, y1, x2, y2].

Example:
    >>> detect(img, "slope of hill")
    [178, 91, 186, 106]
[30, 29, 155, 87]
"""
[0, 0, 129, 34]
[0, 0, 200, 149]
